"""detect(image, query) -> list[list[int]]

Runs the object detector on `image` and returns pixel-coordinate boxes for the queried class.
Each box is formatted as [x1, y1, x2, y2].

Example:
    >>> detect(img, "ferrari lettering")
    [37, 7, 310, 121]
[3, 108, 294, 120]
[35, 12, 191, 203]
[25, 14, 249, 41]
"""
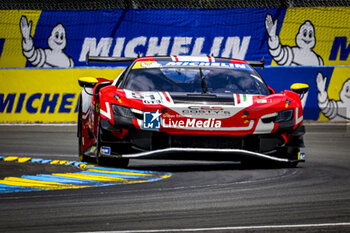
[79, 36, 251, 61]
[183, 106, 230, 116]
[0, 93, 79, 114]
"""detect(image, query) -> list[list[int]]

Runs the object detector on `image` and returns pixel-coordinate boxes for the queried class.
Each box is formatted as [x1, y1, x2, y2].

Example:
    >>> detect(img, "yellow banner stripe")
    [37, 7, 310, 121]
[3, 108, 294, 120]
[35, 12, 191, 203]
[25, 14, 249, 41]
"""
[0, 68, 123, 123]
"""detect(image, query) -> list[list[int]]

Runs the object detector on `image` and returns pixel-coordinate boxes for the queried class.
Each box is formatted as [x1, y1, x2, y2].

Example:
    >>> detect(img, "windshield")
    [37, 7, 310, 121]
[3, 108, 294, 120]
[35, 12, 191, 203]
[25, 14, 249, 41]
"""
[122, 66, 269, 95]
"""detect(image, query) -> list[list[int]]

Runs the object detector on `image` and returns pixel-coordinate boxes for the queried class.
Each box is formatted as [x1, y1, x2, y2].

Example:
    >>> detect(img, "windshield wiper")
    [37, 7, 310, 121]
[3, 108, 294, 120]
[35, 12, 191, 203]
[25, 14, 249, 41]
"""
[199, 68, 209, 94]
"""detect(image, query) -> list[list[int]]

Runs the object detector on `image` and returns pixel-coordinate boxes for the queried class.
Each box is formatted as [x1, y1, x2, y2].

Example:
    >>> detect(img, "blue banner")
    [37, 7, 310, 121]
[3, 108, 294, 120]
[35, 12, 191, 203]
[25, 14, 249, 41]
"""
[28, 9, 286, 67]
[258, 66, 335, 121]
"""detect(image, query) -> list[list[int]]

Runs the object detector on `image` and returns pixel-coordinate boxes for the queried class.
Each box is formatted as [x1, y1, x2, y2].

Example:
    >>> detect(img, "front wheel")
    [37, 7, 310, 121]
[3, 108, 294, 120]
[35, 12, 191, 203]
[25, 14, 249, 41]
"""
[95, 122, 129, 168]
[275, 146, 300, 168]
[78, 95, 90, 162]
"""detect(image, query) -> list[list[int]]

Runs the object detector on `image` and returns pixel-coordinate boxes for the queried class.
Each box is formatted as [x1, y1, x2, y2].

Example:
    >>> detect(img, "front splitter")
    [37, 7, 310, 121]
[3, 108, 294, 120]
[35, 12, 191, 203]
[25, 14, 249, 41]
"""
[115, 147, 305, 163]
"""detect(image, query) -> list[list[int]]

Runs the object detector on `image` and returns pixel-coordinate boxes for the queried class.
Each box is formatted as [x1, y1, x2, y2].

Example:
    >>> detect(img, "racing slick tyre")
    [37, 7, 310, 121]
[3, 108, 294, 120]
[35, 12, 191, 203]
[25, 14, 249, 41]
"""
[285, 147, 300, 168]
[78, 95, 91, 162]
[95, 121, 129, 168]
[276, 146, 300, 168]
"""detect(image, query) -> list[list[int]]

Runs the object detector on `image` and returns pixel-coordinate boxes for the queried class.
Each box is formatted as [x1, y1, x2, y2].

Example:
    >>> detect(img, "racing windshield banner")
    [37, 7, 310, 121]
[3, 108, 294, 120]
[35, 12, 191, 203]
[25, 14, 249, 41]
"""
[0, 8, 349, 68]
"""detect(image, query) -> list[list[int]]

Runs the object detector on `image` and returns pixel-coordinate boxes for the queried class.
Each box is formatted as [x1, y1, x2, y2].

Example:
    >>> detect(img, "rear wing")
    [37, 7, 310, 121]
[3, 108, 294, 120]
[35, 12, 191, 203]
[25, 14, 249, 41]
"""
[86, 56, 264, 68]
[246, 57, 265, 68]
[87, 56, 135, 64]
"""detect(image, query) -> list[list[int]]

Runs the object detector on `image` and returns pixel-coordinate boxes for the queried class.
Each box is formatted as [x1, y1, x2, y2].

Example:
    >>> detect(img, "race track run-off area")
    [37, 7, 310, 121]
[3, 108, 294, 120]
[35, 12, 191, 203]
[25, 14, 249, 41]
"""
[0, 124, 349, 233]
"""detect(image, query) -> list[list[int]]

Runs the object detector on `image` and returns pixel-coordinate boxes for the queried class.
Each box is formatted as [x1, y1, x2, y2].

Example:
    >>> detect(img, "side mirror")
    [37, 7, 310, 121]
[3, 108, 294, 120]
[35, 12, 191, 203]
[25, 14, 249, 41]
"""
[290, 83, 309, 109]
[78, 77, 98, 88]
[290, 83, 309, 94]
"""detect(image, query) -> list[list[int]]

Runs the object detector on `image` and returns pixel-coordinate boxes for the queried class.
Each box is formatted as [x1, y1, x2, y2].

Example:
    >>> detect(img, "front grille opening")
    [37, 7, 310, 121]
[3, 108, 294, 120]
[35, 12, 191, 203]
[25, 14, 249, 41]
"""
[170, 135, 243, 149]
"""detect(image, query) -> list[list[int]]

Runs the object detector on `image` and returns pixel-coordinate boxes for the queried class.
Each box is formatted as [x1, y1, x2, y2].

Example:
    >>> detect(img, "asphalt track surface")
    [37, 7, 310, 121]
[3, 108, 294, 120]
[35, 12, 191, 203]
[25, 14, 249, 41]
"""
[0, 124, 350, 233]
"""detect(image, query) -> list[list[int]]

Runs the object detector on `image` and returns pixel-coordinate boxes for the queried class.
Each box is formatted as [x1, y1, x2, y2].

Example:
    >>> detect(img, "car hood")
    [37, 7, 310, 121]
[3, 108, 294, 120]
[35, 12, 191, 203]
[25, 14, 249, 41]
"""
[122, 90, 283, 120]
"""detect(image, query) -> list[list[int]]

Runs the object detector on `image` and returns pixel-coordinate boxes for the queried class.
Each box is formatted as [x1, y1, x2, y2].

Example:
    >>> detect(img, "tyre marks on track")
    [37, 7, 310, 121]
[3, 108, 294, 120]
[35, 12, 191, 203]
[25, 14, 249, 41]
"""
[0, 156, 171, 193]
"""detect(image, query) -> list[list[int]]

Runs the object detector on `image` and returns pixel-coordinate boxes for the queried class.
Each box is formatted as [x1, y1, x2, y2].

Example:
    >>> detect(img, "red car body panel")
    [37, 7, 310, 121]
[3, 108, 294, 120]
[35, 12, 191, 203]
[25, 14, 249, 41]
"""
[78, 56, 306, 164]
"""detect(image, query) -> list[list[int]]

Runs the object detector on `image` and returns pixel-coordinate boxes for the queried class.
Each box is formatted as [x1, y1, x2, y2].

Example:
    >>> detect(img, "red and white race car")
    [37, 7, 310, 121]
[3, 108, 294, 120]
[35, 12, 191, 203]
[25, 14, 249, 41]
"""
[78, 56, 308, 167]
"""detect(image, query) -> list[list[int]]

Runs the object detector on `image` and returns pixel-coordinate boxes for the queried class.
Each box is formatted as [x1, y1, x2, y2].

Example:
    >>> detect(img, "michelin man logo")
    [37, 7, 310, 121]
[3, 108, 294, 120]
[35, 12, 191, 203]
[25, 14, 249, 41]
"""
[317, 72, 350, 121]
[265, 14, 323, 66]
[20, 16, 74, 67]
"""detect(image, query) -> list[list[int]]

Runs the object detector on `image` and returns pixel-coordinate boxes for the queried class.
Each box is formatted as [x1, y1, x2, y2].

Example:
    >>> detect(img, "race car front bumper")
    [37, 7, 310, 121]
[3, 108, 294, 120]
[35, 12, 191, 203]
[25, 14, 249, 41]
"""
[115, 147, 305, 164]
[98, 119, 305, 163]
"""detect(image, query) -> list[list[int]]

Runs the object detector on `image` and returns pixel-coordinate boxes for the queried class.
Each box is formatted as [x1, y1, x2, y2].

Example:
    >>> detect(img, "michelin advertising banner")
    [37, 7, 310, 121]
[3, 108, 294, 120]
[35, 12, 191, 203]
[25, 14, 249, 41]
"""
[0, 8, 349, 68]
[0, 68, 122, 122]
[259, 67, 350, 122]
[0, 8, 349, 122]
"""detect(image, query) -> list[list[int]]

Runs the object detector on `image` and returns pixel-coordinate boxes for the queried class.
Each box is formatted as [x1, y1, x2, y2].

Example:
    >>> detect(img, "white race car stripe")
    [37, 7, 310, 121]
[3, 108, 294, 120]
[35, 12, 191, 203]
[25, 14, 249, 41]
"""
[100, 102, 112, 120]
[171, 56, 212, 62]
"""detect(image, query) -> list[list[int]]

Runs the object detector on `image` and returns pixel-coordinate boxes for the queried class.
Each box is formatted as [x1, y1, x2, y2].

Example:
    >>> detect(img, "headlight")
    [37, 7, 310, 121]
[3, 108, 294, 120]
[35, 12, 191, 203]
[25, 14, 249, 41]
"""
[112, 105, 135, 118]
[275, 109, 293, 123]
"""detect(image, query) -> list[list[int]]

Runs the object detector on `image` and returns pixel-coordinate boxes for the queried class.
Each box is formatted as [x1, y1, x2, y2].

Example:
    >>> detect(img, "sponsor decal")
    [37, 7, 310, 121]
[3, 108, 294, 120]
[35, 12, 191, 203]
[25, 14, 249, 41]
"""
[143, 99, 162, 105]
[133, 61, 252, 70]
[143, 110, 222, 129]
[101, 146, 111, 155]
[182, 106, 231, 117]
[140, 61, 162, 68]
[125, 90, 164, 105]
[143, 111, 161, 129]
[163, 61, 251, 70]
[257, 99, 268, 104]
[162, 118, 222, 128]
